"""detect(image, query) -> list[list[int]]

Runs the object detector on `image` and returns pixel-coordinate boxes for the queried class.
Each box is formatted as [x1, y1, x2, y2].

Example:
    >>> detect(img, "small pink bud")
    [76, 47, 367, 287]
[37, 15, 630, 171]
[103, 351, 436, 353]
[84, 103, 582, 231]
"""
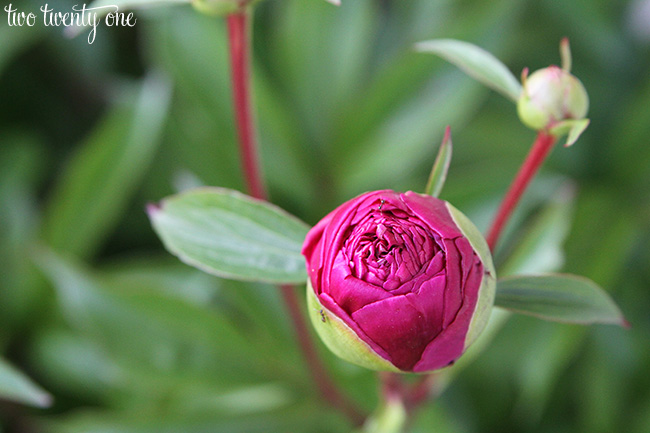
[517, 40, 589, 131]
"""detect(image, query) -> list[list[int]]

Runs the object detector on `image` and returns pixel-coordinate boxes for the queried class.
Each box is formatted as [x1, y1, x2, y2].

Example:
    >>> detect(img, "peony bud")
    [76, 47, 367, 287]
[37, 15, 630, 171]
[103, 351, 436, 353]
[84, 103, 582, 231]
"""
[516, 39, 589, 131]
[302, 190, 496, 373]
[517, 66, 588, 131]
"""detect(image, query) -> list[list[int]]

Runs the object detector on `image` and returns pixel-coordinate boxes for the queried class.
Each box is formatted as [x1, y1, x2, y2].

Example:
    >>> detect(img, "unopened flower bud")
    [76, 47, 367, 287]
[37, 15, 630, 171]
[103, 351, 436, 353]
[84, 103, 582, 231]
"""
[302, 190, 496, 373]
[517, 39, 589, 132]
[517, 66, 589, 131]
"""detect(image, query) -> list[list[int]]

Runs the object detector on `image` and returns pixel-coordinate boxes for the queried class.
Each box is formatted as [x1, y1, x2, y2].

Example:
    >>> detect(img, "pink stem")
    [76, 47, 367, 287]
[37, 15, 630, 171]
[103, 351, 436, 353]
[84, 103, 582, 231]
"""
[226, 11, 364, 425]
[486, 131, 557, 252]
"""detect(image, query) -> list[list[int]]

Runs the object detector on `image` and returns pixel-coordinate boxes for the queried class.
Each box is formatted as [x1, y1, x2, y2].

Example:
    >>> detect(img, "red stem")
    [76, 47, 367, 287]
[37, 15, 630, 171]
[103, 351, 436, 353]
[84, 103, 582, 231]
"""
[226, 10, 364, 426]
[485, 131, 557, 251]
[227, 11, 267, 200]
[279, 284, 365, 425]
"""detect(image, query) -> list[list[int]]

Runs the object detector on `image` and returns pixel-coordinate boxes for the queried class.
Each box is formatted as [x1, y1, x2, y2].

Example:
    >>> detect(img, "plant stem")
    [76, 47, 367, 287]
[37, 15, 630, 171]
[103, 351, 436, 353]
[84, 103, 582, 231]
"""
[279, 284, 365, 425]
[485, 131, 557, 251]
[404, 374, 437, 412]
[226, 10, 364, 426]
[227, 11, 267, 200]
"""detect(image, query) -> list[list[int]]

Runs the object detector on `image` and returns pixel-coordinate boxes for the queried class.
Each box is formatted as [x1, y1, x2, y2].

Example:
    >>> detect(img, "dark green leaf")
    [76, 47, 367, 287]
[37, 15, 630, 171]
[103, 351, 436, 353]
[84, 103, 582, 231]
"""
[496, 274, 626, 326]
[42, 74, 171, 258]
[34, 249, 272, 385]
[148, 188, 309, 283]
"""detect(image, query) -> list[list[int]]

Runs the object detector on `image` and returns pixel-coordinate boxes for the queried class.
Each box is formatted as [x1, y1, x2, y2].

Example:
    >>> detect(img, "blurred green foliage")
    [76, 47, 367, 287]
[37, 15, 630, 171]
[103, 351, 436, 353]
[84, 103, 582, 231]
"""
[0, 0, 648, 432]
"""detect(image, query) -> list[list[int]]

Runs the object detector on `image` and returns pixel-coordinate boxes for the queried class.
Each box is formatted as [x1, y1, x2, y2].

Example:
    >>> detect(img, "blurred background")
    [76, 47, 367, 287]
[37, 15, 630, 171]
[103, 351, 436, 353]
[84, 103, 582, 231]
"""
[1, 0, 649, 431]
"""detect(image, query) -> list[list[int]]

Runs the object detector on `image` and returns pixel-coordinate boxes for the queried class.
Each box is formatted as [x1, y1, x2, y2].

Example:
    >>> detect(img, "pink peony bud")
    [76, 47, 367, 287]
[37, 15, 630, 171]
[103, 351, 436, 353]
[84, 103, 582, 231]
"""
[517, 66, 588, 131]
[302, 190, 496, 373]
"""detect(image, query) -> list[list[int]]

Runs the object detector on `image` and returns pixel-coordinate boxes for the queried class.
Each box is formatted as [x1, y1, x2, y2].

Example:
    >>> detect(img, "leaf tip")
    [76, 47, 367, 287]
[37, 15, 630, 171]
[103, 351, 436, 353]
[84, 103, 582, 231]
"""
[412, 41, 426, 52]
[621, 318, 631, 329]
[146, 202, 162, 217]
[443, 125, 452, 146]
[35, 392, 54, 409]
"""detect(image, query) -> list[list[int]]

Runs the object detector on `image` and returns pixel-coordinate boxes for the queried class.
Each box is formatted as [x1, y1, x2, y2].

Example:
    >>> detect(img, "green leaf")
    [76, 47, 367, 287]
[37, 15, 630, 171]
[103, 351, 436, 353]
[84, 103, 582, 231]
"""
[42, 74, 171, 259]
[424, 126, 452, 198]
[415, 38, 522, 102]
[0, 356, 52, 408]
[34, 249, 276, 387]
[495, 274, 627, 326]
[148, 188, 309, 284]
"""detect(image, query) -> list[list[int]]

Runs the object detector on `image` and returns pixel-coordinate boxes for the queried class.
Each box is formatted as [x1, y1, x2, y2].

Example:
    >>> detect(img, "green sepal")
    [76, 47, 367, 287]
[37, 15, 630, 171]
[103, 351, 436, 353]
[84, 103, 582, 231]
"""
[549, 118, 590, 147]
[446, 203, 497, 349]
[307, 282, 400, 372]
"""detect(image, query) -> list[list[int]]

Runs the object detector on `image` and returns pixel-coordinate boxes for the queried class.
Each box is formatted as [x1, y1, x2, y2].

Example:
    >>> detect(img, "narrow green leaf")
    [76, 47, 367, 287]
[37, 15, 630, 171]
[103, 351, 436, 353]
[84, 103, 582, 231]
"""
[424, 126, 453, 197]
[415, 39, 522, 102]
[42, 74, 171, 258]
[496, 274, 627, 326]
[0, 356, 52, 408]
[148, 188, 310, 284]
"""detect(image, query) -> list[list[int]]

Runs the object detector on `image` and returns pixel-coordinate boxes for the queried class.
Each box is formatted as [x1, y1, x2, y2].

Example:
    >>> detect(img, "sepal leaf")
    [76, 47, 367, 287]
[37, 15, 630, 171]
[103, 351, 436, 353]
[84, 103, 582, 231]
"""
[415, 39, 522, 102]
[549, 118, 590, 147]
[495, 274, 627, 326]
[148, 187, 309, 284]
